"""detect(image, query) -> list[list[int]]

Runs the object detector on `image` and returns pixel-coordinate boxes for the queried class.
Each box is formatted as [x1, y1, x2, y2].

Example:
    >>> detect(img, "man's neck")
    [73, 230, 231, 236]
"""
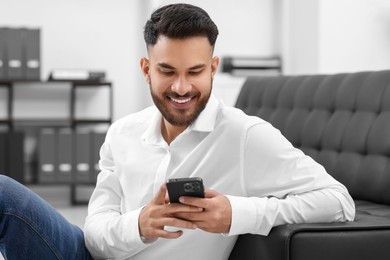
[161, 119, 188, 145]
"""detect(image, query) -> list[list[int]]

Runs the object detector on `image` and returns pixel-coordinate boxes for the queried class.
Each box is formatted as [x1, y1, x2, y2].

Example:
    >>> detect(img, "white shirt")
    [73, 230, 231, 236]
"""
[84, 95, 355, 260]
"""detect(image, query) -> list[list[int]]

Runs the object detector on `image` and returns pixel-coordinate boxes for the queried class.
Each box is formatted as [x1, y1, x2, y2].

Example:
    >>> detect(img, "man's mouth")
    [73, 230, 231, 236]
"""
[168, 95, 196, 109]
[170, 97, 192, 104]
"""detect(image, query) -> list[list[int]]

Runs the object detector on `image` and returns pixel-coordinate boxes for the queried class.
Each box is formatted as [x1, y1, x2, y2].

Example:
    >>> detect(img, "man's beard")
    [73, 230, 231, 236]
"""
[149, 81, 212, 127]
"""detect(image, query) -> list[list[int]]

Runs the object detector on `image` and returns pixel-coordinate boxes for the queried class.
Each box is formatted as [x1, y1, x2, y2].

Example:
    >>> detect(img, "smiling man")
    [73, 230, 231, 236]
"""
[83, 3, 355, 260]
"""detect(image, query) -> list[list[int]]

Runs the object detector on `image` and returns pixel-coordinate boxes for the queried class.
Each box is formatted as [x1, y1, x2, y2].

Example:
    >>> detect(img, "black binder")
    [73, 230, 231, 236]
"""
[6, 28, 23, 80]
[74, 131, 91, 182]
[38, 128, 57, 183]
[0, 28, 6, 79]
[23, 28, 40, 80]
[91, 132, 105, 183]
[8, 131, 25, 183]
[57, 128, 72, 183]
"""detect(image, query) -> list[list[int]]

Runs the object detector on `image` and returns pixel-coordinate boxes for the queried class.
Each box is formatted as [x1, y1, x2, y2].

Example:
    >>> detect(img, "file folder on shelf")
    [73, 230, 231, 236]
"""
[91, 132, 105, 183]
[57, 128, 72, 183]
[23, 28, 40, 80]
[6, 28, 23, 80]
[38, 128, 57, 183]
[74, 131, 91, 183]
[0, 28, 6, 79]
[8, 131, 25, 183]
[49, 70, 105, 82]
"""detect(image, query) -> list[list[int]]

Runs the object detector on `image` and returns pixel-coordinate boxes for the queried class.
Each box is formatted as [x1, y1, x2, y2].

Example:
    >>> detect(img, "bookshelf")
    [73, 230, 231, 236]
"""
[0, 80, 112, 204]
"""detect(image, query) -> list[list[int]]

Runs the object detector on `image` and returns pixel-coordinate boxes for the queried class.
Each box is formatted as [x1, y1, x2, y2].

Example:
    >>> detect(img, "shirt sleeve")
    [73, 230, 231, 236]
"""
[226, 121, 355, 236]
[84, 141, 150, 259]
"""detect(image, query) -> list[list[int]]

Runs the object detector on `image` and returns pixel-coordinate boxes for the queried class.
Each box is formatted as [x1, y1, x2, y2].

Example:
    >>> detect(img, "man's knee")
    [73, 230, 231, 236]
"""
[0, 174, 20, 188]
[0, 174, 18, 194]
[0, 175, 28, 208]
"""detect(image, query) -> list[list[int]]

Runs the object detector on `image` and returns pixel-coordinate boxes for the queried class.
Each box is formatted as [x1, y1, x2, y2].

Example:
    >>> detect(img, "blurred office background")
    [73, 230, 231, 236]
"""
[1, 0, 390, 227]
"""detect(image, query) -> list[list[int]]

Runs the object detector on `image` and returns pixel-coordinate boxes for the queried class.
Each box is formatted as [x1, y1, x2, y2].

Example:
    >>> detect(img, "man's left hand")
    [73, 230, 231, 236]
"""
[174, 189, 232, 234]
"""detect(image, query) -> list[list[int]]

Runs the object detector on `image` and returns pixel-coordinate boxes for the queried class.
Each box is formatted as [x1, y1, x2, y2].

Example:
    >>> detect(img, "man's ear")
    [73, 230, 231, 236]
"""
[140, 57, 150, 82]
[211, 56, 219, 78]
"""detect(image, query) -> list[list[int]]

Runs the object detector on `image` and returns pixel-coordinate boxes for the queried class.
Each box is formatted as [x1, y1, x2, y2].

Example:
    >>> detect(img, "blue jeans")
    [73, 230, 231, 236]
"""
[0, 175, 92, 260]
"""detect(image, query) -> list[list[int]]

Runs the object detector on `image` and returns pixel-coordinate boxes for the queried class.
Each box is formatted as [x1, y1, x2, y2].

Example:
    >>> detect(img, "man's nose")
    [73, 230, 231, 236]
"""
[171, 76, 192, 95]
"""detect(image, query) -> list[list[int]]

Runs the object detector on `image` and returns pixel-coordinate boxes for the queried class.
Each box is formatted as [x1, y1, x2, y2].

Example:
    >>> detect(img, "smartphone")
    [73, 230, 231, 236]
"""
[166, 177, 205, 203]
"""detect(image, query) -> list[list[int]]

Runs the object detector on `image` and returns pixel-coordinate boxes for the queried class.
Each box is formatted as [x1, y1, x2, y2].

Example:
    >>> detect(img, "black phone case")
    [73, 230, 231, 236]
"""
[166, 177, 205, 203]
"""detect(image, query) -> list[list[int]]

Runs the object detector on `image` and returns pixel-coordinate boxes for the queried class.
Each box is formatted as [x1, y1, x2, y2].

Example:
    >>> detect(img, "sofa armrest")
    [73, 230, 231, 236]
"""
[229, 200, 390, 260]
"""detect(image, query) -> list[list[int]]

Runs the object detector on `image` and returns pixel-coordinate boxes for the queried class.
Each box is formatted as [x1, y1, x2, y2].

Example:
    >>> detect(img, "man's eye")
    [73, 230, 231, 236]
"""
[161, 71, 174, 76]
[189, 70, 202, 75]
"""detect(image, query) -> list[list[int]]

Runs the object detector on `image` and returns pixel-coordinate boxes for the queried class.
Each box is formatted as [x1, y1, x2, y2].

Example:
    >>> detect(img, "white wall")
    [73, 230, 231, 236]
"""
[282, 0, 390, 75]
[319, 0, 390, 73]
[281, 0, 320, 74]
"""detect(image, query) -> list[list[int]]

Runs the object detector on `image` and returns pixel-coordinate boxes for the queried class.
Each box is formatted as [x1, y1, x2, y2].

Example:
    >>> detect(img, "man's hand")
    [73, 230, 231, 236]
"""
[174, 189, 232, 234]
[138, 183, 203, 241]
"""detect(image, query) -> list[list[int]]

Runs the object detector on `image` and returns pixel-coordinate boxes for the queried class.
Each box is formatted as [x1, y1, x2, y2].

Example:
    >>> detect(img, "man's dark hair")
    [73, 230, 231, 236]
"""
[144, 3, 219, 48]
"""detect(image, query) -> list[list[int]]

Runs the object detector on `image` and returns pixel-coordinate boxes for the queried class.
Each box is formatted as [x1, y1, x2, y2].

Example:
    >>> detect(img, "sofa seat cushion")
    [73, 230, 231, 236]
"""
[229, 200, 390, 260]
[354, 200, 390, 224]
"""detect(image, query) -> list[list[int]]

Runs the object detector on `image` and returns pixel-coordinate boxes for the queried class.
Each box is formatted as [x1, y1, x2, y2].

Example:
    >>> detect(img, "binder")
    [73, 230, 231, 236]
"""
[0, 132, 7, 174]
[90, 132, 105, 183]
[49, 70, 105, 81]
[6, 28, 23, 80]
[57, 128, 72, 183]
[23, 28, 40, 80]
[74, 131, 91, 182]
[0, 28, 6, 79]
[38, 128, 57, 183]
[8, 131, 25, 183]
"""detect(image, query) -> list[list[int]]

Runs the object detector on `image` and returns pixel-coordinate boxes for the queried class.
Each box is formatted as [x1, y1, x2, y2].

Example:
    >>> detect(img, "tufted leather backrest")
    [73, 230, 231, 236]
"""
[235, 70, 390, 205]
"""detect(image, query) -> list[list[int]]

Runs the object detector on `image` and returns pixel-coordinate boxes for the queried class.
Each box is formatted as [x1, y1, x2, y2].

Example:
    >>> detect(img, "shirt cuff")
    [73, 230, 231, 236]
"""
[121, 207, 154, 248]
[225, 195, 275, 236]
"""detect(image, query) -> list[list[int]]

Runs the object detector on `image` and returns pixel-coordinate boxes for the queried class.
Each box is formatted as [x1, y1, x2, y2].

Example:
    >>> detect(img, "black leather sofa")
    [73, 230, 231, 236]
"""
[228, 70, 390, 260]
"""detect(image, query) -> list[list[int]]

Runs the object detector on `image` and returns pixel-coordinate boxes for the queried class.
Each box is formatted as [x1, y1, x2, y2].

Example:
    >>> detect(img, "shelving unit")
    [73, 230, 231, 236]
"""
[0, 80, 113, 204]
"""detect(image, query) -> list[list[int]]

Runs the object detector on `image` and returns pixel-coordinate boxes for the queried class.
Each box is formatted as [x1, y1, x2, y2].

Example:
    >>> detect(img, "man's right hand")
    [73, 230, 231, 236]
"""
[138, 183, 203, 241]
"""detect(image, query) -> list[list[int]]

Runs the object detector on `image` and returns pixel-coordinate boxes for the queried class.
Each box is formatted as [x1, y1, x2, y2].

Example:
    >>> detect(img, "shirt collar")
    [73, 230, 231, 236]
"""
[189, 94, 220, 132]
[142, 95, 220, 145]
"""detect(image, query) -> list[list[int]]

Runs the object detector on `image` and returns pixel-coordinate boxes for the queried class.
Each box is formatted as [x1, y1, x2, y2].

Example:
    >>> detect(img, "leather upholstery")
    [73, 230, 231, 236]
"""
[229, 70, 390, 260]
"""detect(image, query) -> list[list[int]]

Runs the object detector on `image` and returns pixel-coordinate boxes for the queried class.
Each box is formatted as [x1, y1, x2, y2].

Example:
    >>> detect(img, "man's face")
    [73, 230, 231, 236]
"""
[141, 36, 219, 127]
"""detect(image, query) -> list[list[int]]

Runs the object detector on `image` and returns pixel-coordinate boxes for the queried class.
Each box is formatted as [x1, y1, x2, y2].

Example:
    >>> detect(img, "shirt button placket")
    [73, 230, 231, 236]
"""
[153, 147, 171, 194]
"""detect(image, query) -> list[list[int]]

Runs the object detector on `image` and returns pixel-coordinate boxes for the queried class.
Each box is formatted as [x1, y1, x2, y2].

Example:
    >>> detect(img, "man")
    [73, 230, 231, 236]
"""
[0, 3, 354, 260]
[84, 3, 355, 260]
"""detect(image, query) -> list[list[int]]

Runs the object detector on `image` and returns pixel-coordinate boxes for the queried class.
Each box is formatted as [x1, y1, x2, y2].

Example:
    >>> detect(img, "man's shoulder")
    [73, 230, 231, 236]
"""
[215, 105, 277, 144]
[218, 104, 266, 129]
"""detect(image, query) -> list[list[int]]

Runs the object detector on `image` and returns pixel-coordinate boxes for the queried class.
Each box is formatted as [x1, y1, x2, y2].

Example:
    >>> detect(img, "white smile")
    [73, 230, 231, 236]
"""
[170, 97, 192, 104]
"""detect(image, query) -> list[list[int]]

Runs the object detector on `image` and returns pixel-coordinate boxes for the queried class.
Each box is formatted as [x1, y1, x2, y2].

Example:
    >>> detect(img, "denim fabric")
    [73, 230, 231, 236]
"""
[0, 175, 92, 260]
